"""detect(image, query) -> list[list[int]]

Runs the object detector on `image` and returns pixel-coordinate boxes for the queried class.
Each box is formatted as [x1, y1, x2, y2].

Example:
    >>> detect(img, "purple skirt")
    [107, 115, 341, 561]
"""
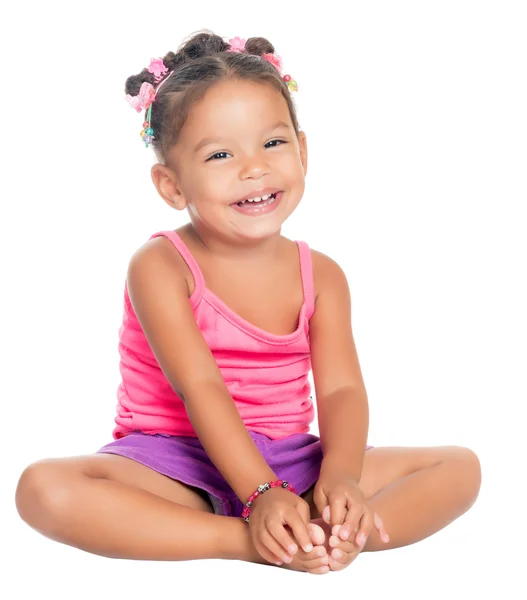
[97, 430, 374, 518]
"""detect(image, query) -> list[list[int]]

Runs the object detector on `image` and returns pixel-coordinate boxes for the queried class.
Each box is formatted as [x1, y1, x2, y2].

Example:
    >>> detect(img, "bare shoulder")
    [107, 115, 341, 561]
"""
[128, 233, 191, 297]
[126, 236, 190, 316]
[309, 248, 350, 303]
[130, 233, 185, 270]
[125, 233, 225, 400]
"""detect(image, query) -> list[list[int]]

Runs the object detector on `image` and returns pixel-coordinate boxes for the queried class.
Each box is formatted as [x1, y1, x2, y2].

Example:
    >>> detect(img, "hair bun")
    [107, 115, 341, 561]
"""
[181, 30, 229, 58]
[162, 30, 229, 71]
[244, 37, 275, 56]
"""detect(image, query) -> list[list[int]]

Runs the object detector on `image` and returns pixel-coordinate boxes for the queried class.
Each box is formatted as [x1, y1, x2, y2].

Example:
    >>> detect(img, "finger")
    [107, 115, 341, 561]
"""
[266, 517, 302, 557]
[322, 505, 331, 524]
[328, 535, 355, 557]
[338, 503, 364, 542]
[285, 510, 316, 554]
[293, 500, 317, 553]
[373, 511, 390, 543]
[354, 508, 373, 547]
[313, 486, 329, 523]
[329, 494, 347, 528]
[259, 527, 294, 565]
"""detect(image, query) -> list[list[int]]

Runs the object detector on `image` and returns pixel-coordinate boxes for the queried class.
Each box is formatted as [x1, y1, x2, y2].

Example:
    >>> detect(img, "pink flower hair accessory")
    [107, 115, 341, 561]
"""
[262, 52, 282, 71]
[125, 81, 156, 113]
[147, 57, 168, 82]
[225, 37, 298, 92]
[227, 36, 246, 52]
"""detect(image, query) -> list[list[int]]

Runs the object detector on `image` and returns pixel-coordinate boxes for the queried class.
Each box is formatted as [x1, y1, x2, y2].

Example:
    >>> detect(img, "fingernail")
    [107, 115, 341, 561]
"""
[383, 534, 390, 543]
[341, 529, 350, 540]
[304, 543, 313, 552]
[288, 544, 297, 553]
[357, 534, 365, 546]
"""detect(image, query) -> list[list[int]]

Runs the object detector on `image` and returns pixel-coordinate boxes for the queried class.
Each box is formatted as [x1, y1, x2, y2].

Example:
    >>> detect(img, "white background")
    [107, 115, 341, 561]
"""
[1, 0, 525, 598]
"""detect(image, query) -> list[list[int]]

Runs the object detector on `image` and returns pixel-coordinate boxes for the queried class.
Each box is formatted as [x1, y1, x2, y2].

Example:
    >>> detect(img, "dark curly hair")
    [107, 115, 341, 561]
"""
[125, 30, 301, 163]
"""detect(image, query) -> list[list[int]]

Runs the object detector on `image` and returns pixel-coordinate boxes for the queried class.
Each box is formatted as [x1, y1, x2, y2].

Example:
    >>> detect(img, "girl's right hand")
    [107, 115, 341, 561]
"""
[247, 487, 314, 565]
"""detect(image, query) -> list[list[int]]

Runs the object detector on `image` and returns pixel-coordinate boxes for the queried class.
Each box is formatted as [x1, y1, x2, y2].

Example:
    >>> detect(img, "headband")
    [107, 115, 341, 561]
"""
[125, 38, 298, 149]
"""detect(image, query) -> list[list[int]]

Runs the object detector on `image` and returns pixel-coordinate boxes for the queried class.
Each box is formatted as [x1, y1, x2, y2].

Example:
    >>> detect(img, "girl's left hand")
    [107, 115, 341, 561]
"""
[313, 462, 390, 548]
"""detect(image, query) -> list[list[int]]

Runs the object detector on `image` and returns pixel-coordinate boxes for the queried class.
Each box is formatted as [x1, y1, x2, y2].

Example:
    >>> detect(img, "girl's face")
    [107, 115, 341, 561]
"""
[155, 79, 308, 243]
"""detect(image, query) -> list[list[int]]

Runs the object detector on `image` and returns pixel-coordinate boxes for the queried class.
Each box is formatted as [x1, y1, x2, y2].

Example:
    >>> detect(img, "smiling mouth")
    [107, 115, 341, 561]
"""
[233, 192, 278, 207]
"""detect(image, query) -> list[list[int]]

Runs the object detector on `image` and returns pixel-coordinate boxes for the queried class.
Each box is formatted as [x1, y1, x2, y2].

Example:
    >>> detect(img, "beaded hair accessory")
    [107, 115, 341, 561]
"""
[125, 58, 175, 148]
[125, 39, 298, 149]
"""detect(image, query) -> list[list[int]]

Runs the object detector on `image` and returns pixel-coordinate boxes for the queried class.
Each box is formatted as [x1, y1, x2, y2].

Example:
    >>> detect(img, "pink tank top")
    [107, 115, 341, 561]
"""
[112, 230, 316, 441]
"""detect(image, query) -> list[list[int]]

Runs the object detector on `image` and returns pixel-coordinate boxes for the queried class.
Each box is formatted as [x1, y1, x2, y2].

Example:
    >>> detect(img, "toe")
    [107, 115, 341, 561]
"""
[308, 522, 326, 546]
[313, 545, 328, 558]
[328, 541, 361, 570]
[309, 565, 331, 575]
[305, 554, 329, 569]
[329, 555, 347, 571]
[305, 554, 330, 574]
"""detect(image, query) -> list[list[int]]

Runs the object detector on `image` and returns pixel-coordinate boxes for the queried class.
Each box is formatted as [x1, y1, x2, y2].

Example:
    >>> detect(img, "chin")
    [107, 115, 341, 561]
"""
[232, 222, 284, 241]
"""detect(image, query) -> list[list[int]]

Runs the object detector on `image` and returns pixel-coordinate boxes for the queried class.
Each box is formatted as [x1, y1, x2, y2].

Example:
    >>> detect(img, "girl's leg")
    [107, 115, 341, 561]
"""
[360, 447, 481, 552]
[15, 454, 266, 563]
[301, 445, 482, 553]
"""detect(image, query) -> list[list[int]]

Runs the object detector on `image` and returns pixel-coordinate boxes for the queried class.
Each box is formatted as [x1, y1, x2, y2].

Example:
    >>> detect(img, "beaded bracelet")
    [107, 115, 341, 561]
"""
[241, 479, 297, 522]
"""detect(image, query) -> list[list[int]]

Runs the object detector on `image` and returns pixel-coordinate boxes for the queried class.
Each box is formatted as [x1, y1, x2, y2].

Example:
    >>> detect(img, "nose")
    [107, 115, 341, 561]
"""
[239, 152, 271, 180]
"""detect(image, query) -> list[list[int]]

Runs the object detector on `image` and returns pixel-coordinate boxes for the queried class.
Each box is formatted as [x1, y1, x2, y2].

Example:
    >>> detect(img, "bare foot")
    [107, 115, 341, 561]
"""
[311, 518, 363, 572]
[279, 522, 330, 575]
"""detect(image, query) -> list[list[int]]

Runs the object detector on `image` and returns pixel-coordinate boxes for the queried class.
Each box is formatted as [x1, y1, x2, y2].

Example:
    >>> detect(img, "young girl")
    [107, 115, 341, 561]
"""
[15, 30, 481, 575]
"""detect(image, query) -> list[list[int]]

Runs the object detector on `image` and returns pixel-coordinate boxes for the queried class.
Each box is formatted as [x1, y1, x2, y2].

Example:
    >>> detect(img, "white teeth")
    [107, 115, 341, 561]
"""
[236, 192, 278, 208]
[245, 193, 273, 203]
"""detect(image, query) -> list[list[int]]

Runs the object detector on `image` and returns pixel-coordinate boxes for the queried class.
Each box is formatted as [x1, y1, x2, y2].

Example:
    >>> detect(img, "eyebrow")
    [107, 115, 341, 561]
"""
[193, 120, 291, 154]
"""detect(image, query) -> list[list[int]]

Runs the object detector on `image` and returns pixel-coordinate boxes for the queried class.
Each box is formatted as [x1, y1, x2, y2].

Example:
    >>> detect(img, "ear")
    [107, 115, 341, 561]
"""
[151, 163, 187, 211]
[298, 130, 308, 176]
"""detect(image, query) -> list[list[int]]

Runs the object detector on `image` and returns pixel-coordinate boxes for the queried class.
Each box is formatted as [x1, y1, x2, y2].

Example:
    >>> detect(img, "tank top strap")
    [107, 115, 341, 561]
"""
[149, 230, 206, 305]
[296, 240, 315, 321]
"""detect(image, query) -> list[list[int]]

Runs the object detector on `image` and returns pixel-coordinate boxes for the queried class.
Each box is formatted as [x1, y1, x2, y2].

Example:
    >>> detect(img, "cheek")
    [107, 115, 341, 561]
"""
[192, 175, 226, 205]
[189, 182, 231, 219]
[279, 151, 305, 180]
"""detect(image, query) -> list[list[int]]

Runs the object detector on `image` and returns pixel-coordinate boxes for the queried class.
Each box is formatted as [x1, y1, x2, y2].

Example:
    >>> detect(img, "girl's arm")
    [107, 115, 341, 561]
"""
[126, 239, 278, 504]
[309, 251, 370, 483]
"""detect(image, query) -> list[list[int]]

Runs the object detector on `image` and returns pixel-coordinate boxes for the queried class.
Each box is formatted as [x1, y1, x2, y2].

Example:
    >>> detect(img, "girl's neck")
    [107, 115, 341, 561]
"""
[179, 223, 287, 263]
